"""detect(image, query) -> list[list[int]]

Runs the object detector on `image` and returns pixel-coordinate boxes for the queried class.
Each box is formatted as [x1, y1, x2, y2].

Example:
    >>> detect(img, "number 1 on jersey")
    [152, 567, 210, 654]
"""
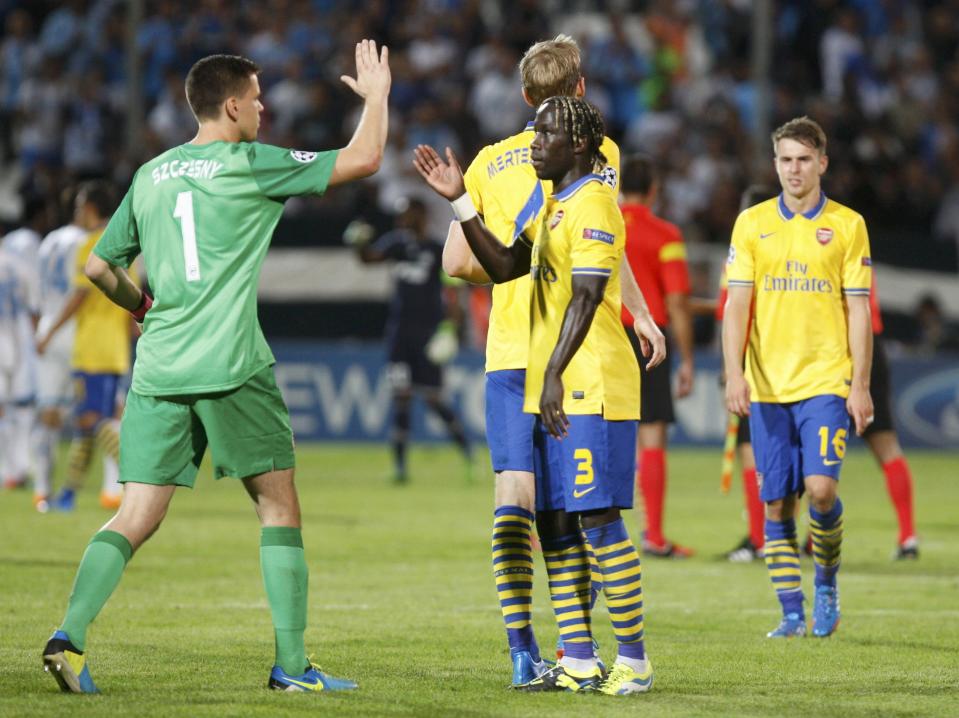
[173, 191, 201, 282]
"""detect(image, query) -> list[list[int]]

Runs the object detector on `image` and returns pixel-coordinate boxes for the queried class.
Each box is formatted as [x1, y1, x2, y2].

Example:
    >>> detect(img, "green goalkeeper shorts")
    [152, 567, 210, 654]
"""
[119, 365, 295, 487]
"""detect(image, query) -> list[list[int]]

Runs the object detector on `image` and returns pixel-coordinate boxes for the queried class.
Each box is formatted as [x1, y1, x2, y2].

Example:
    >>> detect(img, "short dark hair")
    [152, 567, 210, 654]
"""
[185, 54, 260, 121]
[772, 116, 827, 155]
[621, 154, 657, 195]
[77, 180, 117, 219]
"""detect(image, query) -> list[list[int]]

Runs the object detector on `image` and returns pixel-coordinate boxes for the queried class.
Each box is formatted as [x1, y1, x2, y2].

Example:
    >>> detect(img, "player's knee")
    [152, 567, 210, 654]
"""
[39, 408, 63, 428]
[579, 507, 621, 530]
[804, 476, 837, 513]
[766, 499, 789, 521]
[536, 509, 578, 540]
[494, 470, 535, 509]
[75, 411, 101, 431]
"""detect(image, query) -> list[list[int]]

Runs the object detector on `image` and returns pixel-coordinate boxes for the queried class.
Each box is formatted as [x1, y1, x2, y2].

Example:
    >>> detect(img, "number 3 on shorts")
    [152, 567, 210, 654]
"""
[574, 448, 594, 486]
[818, 426, 847, 459]
[173, 191, 201, 282]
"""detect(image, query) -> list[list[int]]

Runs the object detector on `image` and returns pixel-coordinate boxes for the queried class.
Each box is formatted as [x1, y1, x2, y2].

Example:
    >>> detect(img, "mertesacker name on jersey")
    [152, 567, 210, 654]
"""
[152, 159, 224, 185]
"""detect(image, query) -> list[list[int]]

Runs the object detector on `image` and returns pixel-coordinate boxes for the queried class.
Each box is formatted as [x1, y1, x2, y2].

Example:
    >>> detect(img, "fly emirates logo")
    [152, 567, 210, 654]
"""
[762, 260, 833, 294]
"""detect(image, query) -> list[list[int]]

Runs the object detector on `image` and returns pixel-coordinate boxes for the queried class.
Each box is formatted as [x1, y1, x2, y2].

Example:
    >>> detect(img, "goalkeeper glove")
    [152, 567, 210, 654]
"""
[131, 291, 153, 332]
[343, 219, 375, 247]
[426, 320, 459, 365]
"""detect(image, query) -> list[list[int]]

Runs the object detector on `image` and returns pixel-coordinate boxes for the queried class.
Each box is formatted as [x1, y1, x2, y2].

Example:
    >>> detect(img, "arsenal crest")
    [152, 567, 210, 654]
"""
[549, 210, 565, 230]
[816, 228, 834, 245]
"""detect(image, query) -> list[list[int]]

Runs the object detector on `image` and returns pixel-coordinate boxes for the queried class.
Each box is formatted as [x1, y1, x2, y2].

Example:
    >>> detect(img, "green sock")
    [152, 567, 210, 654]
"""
[260, 527, 309, 675]
[60, 530, 133, 651]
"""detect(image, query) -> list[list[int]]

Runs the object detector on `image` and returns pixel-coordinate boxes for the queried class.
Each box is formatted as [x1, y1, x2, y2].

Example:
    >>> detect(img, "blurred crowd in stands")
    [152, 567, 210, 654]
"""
[1, 0, 957, 346]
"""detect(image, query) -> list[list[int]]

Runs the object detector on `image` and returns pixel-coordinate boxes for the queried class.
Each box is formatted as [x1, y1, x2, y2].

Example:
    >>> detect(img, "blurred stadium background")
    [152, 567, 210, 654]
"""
[1, 0, 957, 450]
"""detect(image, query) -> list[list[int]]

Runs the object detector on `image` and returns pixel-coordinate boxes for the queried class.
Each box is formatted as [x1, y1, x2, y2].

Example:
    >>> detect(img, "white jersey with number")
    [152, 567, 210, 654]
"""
[36, 224, 86, 405]
[37, 224, 85, 353]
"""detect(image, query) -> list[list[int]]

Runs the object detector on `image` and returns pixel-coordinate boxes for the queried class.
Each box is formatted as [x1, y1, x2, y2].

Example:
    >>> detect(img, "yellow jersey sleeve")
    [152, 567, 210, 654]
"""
[726, 209, 756, 288]
[568, 192, 622, 280]
[841, 214, 872, 296]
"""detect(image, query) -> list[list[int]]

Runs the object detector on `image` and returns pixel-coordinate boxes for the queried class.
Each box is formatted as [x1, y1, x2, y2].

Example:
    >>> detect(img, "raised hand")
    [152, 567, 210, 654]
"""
[340, 39, 390, 101]
[412, 145, 466, 200]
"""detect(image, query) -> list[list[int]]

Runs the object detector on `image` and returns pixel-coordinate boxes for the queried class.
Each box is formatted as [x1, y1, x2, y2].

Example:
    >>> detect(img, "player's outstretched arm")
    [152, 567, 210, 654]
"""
[413, 144, 529, 283]
[620, 257, 666, 369]
[846, 294, 874, 435]
[443, 221, 491, 284]
[722, 285, 752, 416]
[35, 287, 87, 355]
[540, 274, 607, 439]
[330, 40, 391, 186]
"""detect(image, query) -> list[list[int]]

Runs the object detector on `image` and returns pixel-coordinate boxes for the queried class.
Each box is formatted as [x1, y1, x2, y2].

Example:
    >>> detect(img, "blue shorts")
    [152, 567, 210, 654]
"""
[73, 372, 121, 418]
[751, 395, 850, 503]
[485, 370, 535, 473]
[534, 414, 637, 513]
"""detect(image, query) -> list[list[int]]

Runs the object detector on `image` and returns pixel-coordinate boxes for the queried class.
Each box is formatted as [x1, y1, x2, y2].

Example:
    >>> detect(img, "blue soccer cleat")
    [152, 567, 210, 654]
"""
[268, 663, 358, 692]
[598, 660, 654, 695]
[766, 612, 807, 638]
[811, 585, 841, 637]
[51, 488, 76, 512]
[510, 650, 552, 688]
[42, 630, 98, 693]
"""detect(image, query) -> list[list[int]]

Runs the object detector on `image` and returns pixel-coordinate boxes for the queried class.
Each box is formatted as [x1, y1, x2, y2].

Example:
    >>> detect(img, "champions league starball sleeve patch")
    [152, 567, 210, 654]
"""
[290, 150, 318, 163]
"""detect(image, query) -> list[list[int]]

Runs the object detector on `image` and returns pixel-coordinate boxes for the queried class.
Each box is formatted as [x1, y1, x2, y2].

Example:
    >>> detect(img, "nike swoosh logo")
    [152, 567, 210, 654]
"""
[760, 232, 776, 239]
[573, 487, 596, 499]
[822, 459, 842, 466]
[283, 677, 321, 690]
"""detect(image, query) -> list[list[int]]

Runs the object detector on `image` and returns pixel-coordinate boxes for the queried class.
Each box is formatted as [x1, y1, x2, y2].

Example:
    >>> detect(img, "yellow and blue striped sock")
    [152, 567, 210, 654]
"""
[65, 434, 93, 490]
[583, 520, 645, 660]
[809, 498, 843, 588]
[94, 419, 120, 461]
[541, 533, 593, 659]
[492, 506, 540, 659]
[764, 518, 804, 617]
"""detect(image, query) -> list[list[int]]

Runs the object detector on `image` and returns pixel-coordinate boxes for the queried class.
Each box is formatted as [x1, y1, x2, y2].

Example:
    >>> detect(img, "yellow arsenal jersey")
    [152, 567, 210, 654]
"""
[523, 175, 639, 419]
[71, 229, 135, 374]
[463, 122, 619, 372]
[726, 193, 872, 402]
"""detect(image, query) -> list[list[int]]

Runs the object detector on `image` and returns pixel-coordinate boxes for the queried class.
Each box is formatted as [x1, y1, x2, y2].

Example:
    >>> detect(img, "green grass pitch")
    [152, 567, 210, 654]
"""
[1, 445, 957, 717]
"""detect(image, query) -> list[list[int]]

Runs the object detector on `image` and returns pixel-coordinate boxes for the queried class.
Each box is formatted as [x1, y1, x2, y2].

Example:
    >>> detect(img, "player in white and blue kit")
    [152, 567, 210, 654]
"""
[33, 210, 87, 509]
[0, 198, 44, 489]
[0, 240, 38, 488]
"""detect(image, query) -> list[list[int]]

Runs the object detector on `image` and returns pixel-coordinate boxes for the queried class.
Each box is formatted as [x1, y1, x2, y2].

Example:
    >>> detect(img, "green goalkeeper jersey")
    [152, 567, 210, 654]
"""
[95, 141, 338, 396]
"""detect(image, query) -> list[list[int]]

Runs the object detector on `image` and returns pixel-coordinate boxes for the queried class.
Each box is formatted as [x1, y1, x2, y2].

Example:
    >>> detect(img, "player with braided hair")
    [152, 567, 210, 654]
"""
[438, 35, 664, 689]
[546, 96, 607, 171]
[415, 95, 655, 696]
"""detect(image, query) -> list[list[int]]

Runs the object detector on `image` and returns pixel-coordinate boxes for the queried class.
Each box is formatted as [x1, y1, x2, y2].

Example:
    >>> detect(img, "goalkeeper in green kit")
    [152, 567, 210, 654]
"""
[42, 41, 391, 694]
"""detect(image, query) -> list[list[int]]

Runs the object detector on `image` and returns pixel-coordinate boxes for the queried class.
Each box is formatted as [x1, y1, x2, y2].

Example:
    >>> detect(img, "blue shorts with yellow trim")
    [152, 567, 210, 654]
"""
[751, 395, 850, 503]
[73, 372, 121, 418]
[533, 414, 637, 513]
[484, 369, 535, 473]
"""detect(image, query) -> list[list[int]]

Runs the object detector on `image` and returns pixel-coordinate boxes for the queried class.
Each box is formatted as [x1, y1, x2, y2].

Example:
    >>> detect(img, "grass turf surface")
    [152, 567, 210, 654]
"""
[1, 445, 957, 717]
